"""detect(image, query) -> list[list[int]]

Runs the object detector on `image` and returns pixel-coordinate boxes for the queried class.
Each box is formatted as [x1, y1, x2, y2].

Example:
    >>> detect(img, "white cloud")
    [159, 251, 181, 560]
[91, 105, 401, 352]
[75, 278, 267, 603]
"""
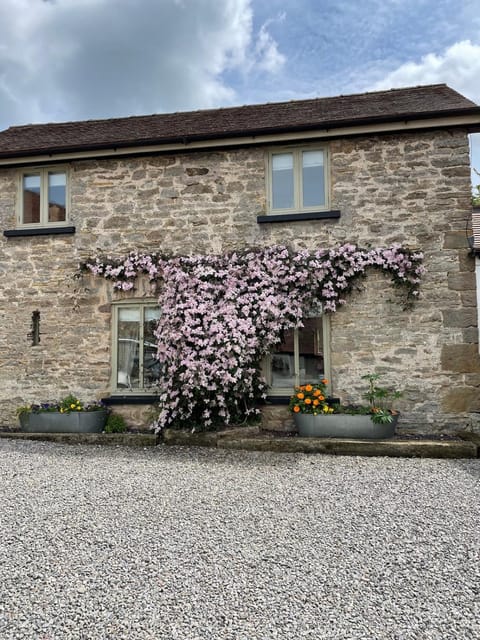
[255, 24, 286, 73]
[0, 0, 284, 129]
[372, 39, 480, 185]
[372, 40, 480, 104]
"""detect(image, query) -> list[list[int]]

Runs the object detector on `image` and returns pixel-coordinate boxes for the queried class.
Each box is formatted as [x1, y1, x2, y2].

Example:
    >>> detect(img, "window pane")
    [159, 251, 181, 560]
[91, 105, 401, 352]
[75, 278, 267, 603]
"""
[48, 172, 66, 222]
[299, 317, 324, 384]
[23, 174, 41, 224]
[270, 328, 296, 389]
[302, 150, 325, 207]
[117, 308, 140, 389]
[268, 317, 325, 391]
[272, 153, 294, 209]
[143, 307, 161, 389]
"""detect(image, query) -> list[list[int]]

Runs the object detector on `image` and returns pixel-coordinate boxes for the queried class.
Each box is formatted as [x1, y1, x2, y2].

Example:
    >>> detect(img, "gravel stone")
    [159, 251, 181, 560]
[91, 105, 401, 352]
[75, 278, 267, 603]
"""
[0, 439, 479, 639]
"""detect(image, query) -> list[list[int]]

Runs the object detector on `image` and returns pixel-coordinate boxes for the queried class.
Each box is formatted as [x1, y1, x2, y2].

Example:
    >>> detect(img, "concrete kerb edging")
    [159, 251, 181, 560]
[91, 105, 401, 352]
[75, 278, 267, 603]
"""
[162, 428, 479, 459]
[0, 432, 159, 447]
[0, 429, 478, 459]
[219, 437, 478, 458]
[457, 431, 480, 447]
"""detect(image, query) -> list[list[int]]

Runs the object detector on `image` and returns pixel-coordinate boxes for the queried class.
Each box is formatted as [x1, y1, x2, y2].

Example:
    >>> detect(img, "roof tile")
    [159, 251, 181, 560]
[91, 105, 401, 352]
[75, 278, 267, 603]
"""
[0, 84, 478, 159]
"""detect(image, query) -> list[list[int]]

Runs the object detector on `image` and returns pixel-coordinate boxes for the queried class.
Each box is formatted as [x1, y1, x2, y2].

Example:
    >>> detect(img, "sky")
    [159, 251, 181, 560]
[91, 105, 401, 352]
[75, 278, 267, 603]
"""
[0, 0, 479, 185]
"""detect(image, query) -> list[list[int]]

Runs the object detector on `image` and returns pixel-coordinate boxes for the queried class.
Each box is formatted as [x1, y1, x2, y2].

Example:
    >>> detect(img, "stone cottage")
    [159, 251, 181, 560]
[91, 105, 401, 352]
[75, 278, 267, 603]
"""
[1, 83, 480, 433]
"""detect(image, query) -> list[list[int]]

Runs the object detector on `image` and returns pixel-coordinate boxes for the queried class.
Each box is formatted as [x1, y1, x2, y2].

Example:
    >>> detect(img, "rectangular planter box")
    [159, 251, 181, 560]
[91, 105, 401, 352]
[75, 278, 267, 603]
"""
[294, 413, 397, 439]
[20, 411, 107, 434]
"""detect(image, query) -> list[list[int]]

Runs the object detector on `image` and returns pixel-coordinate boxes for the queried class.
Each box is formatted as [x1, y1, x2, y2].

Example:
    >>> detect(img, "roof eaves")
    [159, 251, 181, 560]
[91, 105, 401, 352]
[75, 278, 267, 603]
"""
[1, 105, 479, 161]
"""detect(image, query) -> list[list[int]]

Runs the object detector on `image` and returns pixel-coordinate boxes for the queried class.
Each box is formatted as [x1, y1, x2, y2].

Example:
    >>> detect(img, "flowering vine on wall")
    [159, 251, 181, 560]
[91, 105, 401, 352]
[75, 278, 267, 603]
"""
[80, 243, 424, 431]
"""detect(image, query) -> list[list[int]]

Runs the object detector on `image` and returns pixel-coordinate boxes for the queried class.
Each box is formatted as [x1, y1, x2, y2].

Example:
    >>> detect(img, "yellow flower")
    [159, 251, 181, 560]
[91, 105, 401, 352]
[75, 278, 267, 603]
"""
[60, 408, 64, 413]
[70, 404, 76, 409]
[323, 405, 329, 413]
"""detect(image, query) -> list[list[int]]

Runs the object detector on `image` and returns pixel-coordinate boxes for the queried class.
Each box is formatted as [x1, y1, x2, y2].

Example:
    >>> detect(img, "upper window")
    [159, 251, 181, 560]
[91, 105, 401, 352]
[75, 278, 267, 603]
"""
[19, 167, 68, 227]
[264, 314, 329, 396]
[112, 301, 161, 394]
[267, 146, 328, 214]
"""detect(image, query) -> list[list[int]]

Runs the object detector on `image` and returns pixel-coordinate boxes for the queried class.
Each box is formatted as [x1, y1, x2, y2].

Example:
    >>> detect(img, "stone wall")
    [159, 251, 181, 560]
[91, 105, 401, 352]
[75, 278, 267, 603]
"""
[0, 128, 477, 432]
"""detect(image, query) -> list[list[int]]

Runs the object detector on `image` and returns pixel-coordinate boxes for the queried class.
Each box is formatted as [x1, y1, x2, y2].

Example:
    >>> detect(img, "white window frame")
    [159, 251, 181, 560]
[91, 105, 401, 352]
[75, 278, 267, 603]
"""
[18, 166, 70, 228]
[266, 144, 329, 214]
[263, 314, 331, 396]
[111, 300, 161, 395]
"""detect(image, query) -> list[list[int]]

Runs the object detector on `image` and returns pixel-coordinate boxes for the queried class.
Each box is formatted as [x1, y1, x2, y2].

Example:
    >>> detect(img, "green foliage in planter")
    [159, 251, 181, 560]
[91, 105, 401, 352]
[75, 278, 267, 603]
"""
[289, 373, 402, 425]
[16, 394, 106, 416]
[104, 413, 127, 433]
[361, 373, 402, 424]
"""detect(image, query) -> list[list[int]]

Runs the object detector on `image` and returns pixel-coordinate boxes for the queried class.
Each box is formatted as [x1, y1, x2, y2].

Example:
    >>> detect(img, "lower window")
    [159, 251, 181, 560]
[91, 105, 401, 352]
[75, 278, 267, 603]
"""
[264, 315, 329, 395]
[112, 302, 161, 393]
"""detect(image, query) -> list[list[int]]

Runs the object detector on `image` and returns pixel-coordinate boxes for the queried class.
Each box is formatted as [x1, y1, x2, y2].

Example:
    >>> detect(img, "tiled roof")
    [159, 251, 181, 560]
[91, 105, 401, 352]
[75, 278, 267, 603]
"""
[0, 84, 478, 159]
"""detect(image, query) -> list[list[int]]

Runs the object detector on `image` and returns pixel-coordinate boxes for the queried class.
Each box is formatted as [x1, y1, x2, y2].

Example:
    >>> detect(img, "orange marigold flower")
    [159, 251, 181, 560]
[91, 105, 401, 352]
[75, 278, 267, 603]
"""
[313, 399, 319, 406]
[293, 405, 301, 413]
[313, 389, 321, 397]
[297, 392, 304, 400]
[305, 384, 313, 392]
[321, 378, 328, 384]
[318, 395, 325, 401]
[305, 398, 312, 404]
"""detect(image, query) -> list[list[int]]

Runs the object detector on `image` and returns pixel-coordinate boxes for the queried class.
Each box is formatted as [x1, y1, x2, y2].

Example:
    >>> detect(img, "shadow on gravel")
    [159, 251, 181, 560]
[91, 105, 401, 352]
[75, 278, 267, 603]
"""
[449, 458, 480, 480]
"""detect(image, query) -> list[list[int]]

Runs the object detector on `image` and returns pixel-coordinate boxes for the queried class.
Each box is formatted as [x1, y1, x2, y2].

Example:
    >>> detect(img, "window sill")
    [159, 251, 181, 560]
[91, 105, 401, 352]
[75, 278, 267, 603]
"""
[264, 396, 291, 405]
[264, 395, 340, 405]
[102, 395, 159, 405]
[4, 226, 76, 237]
[257, 210, 341, 223]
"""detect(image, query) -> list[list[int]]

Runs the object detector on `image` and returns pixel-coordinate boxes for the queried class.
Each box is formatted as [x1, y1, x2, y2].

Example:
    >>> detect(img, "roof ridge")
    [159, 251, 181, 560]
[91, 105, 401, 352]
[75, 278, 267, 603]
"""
[0, 84, 477, 160]
[3, 83, 456, 132]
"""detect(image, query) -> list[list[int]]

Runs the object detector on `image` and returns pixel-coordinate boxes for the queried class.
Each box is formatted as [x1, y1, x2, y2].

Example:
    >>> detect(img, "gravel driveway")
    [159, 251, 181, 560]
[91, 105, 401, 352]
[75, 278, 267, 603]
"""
[0, 439, 479, 640]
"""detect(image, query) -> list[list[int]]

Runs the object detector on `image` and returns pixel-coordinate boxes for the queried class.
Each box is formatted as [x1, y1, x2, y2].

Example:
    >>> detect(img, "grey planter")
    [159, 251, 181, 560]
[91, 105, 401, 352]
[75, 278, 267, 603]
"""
[20, 410, 107, 434]
[294, 413, 398, 439]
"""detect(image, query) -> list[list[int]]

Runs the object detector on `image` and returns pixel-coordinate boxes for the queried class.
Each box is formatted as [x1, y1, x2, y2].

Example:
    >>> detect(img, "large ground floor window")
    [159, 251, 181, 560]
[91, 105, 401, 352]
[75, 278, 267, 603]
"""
[112, 301, 161, 393]
[264, 315, 329, 396]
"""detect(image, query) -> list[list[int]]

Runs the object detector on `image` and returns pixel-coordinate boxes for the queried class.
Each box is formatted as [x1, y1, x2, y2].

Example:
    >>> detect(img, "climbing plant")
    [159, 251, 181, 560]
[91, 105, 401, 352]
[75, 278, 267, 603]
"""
[80, 243, 424, 431]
